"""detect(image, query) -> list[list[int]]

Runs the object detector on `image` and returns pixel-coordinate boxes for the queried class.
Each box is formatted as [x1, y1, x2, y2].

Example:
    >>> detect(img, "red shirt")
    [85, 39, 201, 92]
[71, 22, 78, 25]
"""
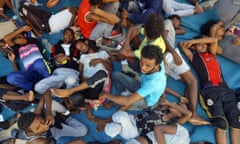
[77, 0, 97, 39]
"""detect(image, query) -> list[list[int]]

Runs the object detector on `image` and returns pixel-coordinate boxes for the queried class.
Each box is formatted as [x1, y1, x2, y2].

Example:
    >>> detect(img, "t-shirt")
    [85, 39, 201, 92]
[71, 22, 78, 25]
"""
[135, 28, 166, 59]
[192, 52, 223, 88]
[18, 41, 43, 69]
[79, 50, 109, 79]
[49, 9, 73, 34]
[164, 19, 175, 48]
[77, 0, 97, 39]
[136, 62, 166, 106]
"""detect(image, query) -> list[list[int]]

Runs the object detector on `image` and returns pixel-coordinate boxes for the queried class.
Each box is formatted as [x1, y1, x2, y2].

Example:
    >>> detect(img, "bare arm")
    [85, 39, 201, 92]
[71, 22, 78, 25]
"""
[175, 27, 185, 35]
[29, 137, 48, 144]
[100, 92, 143, 110]
[89, 57, 112, 71]
[34, 94, 45, 115]
[3, 25, 32, 47]
[160, 100, 192, 124]
[165, 87, 189, 104]
[88, 7, 119, 25]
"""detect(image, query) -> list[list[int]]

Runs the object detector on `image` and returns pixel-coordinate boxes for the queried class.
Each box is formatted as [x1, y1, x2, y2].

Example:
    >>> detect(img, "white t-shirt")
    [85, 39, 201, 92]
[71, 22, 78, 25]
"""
[79, 50, 109, 78]
[61, 44, 71, 56]
[164, 19, 176, 48]
[49, 9, 73, 34]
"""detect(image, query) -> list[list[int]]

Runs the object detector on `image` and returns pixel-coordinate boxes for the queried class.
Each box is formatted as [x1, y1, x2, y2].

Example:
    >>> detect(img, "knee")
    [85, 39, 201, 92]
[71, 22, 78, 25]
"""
[211, 117, 228, 130]
[34, 82, 45, 94]
[80, 125, 88, 136]
[65, 76, 79, 88]
[112, 71, 122, 81]
[112, 111, 129, 122]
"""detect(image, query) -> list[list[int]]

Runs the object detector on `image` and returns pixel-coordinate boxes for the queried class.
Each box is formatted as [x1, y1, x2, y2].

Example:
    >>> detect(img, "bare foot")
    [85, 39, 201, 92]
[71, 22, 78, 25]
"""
[194, 4, 204, 14]
[25, 90, 34, 101]
[51, 88, 71, 98]
[189, 115, 210, 125]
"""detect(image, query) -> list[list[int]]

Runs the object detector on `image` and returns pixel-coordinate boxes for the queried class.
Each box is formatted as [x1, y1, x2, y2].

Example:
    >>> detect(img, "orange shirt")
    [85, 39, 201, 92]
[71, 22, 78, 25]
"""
[77, 0, 97, 39]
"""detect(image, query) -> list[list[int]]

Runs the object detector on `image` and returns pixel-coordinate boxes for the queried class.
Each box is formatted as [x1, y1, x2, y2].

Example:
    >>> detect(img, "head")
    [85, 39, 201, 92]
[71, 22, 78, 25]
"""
[89, 0, 102, 6]
[12, 32, 28, 45]
[200, 19, 225, 37]
[74, 38, 98, 54]
[62, 28, 74, 44]
[140, 45, 163, 74]
[18, 112, 49, 135]
[168, 14, 181, 29]
[144, 13, 164, 41]
[191, 36, 208, 53]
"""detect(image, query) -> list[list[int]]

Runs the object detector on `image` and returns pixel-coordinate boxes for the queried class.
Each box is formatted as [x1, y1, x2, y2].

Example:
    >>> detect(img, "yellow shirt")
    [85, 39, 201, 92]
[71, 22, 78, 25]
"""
[134, 28, 166, 59]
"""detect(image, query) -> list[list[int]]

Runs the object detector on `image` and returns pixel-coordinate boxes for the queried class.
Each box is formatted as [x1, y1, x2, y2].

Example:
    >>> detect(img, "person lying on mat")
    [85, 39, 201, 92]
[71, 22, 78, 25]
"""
[51, 38, 112, 110]
[201, 19, 240, 64]
[179, 36, 240, 144]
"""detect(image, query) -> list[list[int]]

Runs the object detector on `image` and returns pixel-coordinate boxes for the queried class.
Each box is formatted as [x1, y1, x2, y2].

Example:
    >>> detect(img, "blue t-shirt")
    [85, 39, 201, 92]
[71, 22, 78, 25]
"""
[137, 62, 166, 106]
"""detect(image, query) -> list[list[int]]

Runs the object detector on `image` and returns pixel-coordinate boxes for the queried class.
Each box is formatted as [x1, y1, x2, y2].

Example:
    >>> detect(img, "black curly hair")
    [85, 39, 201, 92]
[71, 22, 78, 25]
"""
[17, 112, 36, 132]
[144, 13, 164, 40]
[89, 0, 102, 5]
[200, 19, 219, 36]
[167, 14, 181, 21]
[141, 45, 163, 64]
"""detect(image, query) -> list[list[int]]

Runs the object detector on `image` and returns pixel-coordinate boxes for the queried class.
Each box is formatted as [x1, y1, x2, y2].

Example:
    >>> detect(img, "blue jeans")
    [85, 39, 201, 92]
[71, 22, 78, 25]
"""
[35, 67, 79, 94]
[7, 59, 50, 91]
[112, 71, 140, 95]
[11, 0, 25, 26]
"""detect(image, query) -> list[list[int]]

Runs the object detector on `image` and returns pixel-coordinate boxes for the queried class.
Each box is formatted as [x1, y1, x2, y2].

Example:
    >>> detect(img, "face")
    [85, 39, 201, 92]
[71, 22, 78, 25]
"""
[75, 41, 89, 53]
[192, 43, 208, 53]
[216, 26, 225, 37]
[13, 34, 27, 45]
[28, 115, 49, 135]
[140, 57, 159, 74]
[63, 29, 74, 44]
[171, 18, 180, 28]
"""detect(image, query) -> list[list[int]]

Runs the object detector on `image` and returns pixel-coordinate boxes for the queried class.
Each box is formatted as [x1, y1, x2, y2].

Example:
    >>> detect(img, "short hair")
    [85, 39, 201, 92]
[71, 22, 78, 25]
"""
[144, 13, 164, 39]
[17, 112, 36, 132]
[141, 45, 163, 64]
[167, 14, 181, 21]
[89, 0, 102, 5]
[63, 27, 74, 35]
[200, 19, 219, 36]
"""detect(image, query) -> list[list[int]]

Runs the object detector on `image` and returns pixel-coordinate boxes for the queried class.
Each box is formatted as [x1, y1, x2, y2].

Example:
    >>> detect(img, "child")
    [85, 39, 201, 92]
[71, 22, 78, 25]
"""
[77, 0, 120, 46]
[179, 37, 240, 144]
[201, 20, 240, 64]
[87, 90, 192, 142]
[34, 28, 80, 109]
[2, 26, 50, 92]
[13, 91, 87, 144]
[19, 2, 78, 35]
[51, 38, 112, 110]
[164, 14, 208, 125]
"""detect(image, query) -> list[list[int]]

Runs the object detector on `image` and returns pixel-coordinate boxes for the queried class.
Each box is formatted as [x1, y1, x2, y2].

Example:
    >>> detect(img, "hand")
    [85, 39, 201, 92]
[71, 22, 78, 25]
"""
[23, 25, 32, 32]
[45, 113, 54, 126]
[8, 52, 15, 62]
[172, 52, 183, 65]
[159, 98, 170, 106]
[121, 9, 129, 19]
[90, 58, 102, 67]
[232, 38, 240, 46]
[179, 97, 189, 104]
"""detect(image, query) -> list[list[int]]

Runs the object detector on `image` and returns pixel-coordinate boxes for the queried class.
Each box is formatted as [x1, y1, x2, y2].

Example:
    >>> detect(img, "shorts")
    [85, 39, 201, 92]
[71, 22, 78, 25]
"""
[125, 124, 190, 144]
[164, 48, 190, 80]
[200, 83, 240, 129]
